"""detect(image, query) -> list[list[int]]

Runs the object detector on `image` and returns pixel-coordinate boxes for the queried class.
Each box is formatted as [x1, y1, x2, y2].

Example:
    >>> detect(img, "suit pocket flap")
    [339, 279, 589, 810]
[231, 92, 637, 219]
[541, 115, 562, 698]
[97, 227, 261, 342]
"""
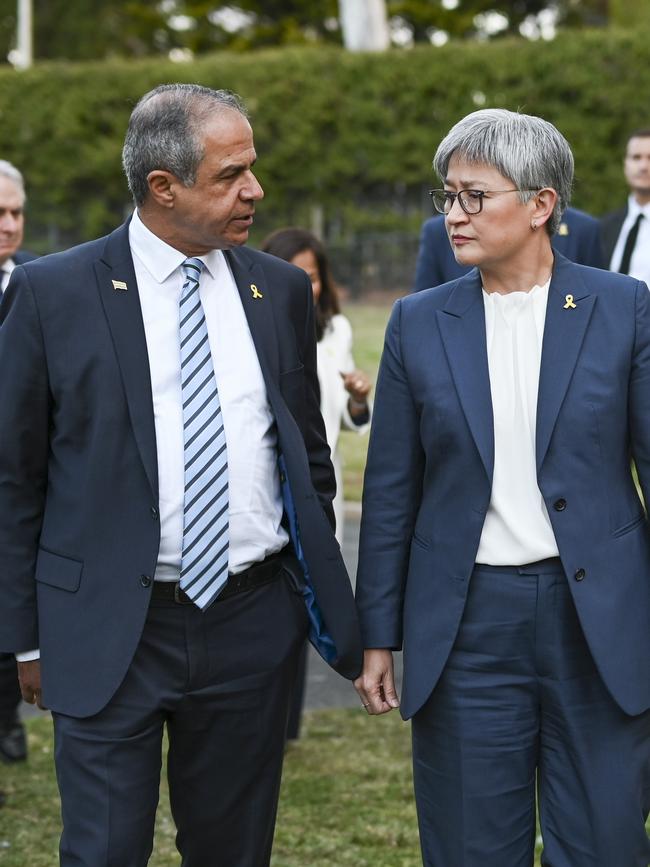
[34, 548, 83, 592]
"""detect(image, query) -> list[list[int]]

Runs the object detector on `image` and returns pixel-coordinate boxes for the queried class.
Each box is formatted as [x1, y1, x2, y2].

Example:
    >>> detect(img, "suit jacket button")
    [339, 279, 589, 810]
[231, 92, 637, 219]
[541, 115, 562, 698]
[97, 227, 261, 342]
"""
[140, 574, 152, 588]
[553, 498, 567, 512]
[150, 506, 159, 520]
[574, 568, 585, 581]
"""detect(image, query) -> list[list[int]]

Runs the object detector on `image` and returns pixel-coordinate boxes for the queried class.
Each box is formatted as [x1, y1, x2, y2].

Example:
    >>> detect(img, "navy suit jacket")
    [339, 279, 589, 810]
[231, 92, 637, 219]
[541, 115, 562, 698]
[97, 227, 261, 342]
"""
[0, 222, 362, 717]
[357, 253, 650, 719]
[14, 250, 37, 265]
[413, 207, 605, 292]
[600, 206, 627, 269]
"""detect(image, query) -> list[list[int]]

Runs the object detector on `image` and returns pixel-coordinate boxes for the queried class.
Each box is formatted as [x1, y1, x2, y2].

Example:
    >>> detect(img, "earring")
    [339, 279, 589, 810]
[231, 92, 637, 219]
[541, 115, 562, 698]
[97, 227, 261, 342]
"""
[531, 220, 537, 230]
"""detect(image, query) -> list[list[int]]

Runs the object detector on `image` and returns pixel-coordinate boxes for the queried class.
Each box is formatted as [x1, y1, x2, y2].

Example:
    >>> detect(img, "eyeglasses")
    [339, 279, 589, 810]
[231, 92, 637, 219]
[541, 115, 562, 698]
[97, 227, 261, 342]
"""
[428, 188, 540, 216]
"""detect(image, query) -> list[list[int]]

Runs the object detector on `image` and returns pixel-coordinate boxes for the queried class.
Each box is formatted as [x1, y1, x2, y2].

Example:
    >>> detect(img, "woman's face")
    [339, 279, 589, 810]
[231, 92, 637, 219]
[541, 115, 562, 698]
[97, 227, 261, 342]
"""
[443, 154, 541, 271]
[290, 248, 322, 303]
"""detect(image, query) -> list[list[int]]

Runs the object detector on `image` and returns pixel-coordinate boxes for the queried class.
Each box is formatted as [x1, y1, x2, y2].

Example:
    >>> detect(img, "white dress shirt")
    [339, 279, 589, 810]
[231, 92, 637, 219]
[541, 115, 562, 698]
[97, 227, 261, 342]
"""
[1, 258, 15, 293]
[609, 195, 650, 285]
[476, 279, 559, 565]
[130, 211, 287, 579]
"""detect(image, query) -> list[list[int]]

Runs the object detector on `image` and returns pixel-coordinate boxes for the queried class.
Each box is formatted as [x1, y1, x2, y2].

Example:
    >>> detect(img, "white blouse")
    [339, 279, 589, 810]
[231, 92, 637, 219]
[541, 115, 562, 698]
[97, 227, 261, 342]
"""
[318, 314, 370, 544]
[476, 279, 559, 565]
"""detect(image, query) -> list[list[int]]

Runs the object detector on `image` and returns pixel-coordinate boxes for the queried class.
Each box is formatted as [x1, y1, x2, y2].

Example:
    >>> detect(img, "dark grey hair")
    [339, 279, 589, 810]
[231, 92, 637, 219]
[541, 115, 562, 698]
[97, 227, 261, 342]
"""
[122, 83, 248, 206]
[0, 160, 25, 202]
[433, 109, 574, 235]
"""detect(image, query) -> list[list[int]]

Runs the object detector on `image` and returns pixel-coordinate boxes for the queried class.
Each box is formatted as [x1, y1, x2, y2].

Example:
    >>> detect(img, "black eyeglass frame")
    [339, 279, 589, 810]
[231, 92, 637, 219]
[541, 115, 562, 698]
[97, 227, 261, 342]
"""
[428, 188, 541, 216]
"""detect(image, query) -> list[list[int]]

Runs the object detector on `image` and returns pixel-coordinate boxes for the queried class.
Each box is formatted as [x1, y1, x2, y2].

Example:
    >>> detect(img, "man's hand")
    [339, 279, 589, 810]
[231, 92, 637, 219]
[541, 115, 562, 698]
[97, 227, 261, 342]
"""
[353, 649, 400, 715]
[17, 660, 46, 710]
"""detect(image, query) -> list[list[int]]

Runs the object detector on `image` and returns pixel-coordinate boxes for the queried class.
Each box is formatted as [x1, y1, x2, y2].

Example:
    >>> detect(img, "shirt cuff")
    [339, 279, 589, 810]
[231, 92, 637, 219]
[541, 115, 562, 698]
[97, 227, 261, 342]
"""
[16, 649, 40, 663]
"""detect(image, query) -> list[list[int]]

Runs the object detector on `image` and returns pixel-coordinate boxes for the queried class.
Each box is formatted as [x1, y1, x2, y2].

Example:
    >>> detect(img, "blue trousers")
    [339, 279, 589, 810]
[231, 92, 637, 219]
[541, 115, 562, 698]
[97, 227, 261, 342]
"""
[412, 559, 650, 867]
[53, 570, 308, 867]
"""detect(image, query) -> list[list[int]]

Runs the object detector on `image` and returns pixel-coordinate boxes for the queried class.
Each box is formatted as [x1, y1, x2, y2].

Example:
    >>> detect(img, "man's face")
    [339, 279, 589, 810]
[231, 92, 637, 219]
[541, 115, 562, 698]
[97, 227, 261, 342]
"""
[624, 136, 650, 203]
[163, 110, 264, 256]
[0, 175, 25, 266]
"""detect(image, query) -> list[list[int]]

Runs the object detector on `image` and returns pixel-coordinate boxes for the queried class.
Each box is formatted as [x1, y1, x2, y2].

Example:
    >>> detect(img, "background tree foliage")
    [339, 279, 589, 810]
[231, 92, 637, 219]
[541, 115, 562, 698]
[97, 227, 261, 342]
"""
[0, 25, 646, 261]
[0, 0, 619, 62]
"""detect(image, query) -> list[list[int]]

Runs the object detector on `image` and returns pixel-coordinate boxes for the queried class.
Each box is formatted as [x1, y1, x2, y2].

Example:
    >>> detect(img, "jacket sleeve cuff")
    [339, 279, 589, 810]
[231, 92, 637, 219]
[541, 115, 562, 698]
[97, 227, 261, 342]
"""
[16, 648, 40, 662]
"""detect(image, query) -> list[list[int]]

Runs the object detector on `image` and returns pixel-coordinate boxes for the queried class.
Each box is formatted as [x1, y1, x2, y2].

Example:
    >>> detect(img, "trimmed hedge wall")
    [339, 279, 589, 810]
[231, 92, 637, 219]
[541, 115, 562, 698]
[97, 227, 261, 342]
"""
[0, 28, 647, 252]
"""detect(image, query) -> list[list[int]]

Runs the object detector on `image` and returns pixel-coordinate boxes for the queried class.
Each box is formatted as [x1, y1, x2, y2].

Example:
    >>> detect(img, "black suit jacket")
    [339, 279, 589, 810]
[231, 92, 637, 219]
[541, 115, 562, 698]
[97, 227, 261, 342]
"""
[0, 222, 362, 716]
[599, 206, 628, 269]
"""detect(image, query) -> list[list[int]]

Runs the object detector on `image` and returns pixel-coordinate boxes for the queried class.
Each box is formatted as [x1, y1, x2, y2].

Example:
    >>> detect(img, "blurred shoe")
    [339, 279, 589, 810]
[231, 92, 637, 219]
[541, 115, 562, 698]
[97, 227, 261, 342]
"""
[0, 715, 27, 763]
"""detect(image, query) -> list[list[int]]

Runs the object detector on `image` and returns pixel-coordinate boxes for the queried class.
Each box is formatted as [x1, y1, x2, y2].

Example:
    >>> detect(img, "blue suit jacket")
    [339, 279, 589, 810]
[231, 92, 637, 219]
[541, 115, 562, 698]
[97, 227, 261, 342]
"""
[357, 253, 650, 719]
[14, 250, 37, 265]
[0, 222, 362, 716]
[413, 207, 605, 292]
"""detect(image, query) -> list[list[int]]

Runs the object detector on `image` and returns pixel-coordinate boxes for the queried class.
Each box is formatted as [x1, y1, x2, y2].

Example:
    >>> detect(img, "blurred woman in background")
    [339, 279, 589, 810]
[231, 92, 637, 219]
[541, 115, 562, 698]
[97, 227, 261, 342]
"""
[262, 227, 371, 740]
[261, 227, 371, 544]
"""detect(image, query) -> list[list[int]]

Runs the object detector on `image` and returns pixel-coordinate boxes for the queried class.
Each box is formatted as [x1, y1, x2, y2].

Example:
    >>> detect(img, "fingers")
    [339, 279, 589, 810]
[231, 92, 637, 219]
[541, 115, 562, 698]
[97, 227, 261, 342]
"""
[20, 683, 38, 704]
[353, 649, 400, 716]
[17, 660, 45, 708]
[341, 370, 372, 401]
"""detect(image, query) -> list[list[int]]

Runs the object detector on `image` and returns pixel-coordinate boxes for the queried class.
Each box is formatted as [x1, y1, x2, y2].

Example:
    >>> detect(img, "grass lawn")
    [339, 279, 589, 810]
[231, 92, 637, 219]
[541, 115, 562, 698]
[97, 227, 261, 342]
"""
[3, 712, 646, 864]
[338, 300, 393, 502]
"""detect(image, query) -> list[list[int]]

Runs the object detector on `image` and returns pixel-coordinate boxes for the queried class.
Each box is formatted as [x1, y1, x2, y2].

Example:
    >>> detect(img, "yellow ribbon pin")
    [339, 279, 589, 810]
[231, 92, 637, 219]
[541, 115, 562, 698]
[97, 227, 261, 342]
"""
[563, 294, 576, 309]
[250, 283, 263, 300]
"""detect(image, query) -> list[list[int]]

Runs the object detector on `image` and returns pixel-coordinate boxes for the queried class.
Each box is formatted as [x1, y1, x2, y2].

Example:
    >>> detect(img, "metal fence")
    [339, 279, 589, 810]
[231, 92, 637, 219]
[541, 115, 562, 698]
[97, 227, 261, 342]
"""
[327, 231, 420, 299]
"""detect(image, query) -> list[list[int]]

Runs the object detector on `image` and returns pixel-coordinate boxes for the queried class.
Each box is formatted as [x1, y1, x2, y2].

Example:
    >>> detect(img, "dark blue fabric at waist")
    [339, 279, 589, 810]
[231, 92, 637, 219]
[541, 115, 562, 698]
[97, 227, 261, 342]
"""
[473, 557, 563, 576]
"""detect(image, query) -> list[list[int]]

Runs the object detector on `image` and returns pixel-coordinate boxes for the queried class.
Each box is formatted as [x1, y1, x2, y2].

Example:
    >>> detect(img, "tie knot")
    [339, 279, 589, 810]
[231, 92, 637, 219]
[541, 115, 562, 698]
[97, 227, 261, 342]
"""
[181, 257, 204, 282]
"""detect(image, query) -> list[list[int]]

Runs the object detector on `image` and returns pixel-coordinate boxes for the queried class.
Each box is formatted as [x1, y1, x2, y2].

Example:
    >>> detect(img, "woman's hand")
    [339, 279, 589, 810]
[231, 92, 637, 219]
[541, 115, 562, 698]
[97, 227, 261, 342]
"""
[354, 649, 400, 715]
[341, 369, 371, 417]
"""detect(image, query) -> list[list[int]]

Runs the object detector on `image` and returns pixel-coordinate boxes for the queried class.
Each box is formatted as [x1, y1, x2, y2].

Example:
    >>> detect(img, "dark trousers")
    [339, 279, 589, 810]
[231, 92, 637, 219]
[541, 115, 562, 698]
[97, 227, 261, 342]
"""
[0, 653, 21, 721]
[53, 569, 308, 867]
[286, 641, 308, 740]
[412, 559, 650, 867]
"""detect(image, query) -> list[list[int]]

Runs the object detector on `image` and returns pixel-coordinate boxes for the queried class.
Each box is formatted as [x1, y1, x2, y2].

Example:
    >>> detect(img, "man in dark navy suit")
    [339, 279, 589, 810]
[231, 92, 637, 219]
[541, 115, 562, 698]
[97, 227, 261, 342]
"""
[0, 85, 361, 865]
[414, 205, 604, 291]
[0, 160, 34, 771]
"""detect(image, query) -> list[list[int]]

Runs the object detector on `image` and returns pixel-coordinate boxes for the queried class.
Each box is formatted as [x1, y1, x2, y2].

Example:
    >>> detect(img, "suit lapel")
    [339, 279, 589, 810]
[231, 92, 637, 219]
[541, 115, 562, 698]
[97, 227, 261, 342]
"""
[225, 248, 280, 384]
[94, 222, 158, 497]
[437, 270, 494, 481]
[536, 254, 596, 471]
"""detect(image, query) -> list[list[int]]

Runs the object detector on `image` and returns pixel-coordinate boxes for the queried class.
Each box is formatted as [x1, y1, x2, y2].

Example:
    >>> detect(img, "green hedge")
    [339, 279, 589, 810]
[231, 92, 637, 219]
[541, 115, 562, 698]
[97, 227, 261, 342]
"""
[0, 28, 647, 252]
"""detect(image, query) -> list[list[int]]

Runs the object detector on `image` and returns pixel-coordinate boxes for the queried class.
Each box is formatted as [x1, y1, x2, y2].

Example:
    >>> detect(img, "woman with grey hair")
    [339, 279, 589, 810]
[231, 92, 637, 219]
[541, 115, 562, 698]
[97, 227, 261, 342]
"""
[354, 108, 650, 866]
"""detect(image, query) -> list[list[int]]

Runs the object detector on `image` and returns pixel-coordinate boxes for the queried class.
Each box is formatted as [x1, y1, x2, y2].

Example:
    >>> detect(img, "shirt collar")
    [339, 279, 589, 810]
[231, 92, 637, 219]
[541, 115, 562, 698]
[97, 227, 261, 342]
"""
[482, 276, 551, 301]
[627, 195, 650, 219]
[129, 209, 223, 283]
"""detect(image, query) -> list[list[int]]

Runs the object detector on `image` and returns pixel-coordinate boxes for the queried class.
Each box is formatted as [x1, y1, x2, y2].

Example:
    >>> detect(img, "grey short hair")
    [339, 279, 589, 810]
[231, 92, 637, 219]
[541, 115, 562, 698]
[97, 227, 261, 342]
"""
[122, 83, 248, 206]
[433, 109, 574, 236]
[0, 160, 25, 203]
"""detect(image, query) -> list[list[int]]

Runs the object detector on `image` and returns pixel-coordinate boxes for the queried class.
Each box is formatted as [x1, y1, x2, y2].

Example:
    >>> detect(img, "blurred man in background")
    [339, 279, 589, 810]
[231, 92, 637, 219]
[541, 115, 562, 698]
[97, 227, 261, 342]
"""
[0, 159, 34, 771]
[601, 129, 650, 285]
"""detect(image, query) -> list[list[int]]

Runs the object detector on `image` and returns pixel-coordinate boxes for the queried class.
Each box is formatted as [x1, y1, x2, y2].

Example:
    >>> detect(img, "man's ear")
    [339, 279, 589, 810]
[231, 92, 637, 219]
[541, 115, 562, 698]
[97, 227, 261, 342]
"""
[147, 170, 176, 208]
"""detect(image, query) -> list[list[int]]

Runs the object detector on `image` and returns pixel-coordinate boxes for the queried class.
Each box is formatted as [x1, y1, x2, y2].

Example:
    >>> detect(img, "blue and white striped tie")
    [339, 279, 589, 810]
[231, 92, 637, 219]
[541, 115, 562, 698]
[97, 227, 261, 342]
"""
[178, 257, 229, 610]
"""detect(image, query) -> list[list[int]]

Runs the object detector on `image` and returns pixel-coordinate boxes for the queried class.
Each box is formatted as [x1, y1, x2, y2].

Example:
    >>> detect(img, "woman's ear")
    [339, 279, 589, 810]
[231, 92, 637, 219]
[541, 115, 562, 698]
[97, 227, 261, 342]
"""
[531, 188, 558, 231]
